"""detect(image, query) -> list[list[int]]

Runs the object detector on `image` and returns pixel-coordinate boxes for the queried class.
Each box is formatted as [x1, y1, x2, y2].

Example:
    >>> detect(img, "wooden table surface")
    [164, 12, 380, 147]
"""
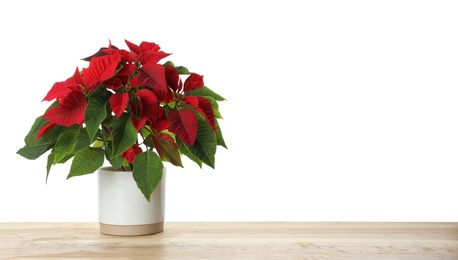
[0, 222, 457, 259]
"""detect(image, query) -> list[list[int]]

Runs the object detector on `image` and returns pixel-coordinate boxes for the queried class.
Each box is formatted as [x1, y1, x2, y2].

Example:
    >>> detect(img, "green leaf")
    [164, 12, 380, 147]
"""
[17, 117, 64, 160]
[215, 120, 227, 149]
[101, 124, 112, 142]
[189, 118, 217, 168]
[74, 128, 91, 152]
[100, 125, 125, 168]
[163, 61, 175, 68]
[186, 86, 226, 101]
[177, 138, 202, 168]
[85, 86, 112, 143]
[67, 147, 104, 179]
[133, 151, 164, 201]
[53, 127, 80, 164]
[105, 144, 125, 169]
[111, 113, 137, 158]
[45, 148, 74, 182]
[46, 151, 54, 183]
[176, 66, 190, 74]
[141, 128, 154, 148]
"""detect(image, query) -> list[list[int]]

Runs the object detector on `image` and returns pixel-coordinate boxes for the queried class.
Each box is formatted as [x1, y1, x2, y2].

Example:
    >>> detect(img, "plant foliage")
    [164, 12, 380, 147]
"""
[17, 39, 227, 201]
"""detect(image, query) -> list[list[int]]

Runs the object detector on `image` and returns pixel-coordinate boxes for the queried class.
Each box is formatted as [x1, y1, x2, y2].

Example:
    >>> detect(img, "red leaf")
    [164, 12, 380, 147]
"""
[131, 115, 147, 131]
[81, 54, 122, 90]
[110, 93, 129, 118]
[139, 41, 161, 52]
[138, 61, 167, 92]
[81, 40, 120, 61]
[168, 109, 198, 146]
[130, 75, 140, 88]
[103, 48, 136, 63]
[154, 107, 169, 130]
[42, 76, 75, 102]
[183, 96, 198, 107]
[125, 39, 142, 54]
[115, 63, 136, 78]
[104, 77, 123, 90]
[165, 65, 180, 92]
[184, 96, 216, 132]
[124, 40, 170, 64]
[139, 41, 170, 64]
[42, 91, 87, 126]
[72, 67, 85, 86]
[133, 89, 167, 131]
[81, 47, 111, 61]
[152, 87, 173, 104]
[140, 51, 170, 65]
[146, 106, 168, 131]
[136, 89, 158, 118]
[122, 143, 143, 164]
[183, 73, 204, 93]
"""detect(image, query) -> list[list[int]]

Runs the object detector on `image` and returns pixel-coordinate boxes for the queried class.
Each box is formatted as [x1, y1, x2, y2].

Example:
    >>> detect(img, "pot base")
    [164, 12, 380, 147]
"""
[100, 222, 164, 236]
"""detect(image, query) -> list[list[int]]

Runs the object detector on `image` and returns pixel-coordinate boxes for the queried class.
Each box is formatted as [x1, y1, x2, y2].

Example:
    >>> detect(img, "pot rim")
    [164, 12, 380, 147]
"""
[99, 166, 132, 172]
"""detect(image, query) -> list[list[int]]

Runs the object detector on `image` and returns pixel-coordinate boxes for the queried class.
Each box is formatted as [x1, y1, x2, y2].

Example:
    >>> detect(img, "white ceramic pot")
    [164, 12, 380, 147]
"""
[97, 166, 166, 236]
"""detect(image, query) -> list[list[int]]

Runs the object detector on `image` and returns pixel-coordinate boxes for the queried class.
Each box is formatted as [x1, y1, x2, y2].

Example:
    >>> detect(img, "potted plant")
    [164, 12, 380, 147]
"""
[16, 39, 227, 236]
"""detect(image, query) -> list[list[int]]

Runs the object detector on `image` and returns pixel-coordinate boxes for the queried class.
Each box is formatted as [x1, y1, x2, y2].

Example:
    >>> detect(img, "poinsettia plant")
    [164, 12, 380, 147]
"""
[17, 39, 227, 201]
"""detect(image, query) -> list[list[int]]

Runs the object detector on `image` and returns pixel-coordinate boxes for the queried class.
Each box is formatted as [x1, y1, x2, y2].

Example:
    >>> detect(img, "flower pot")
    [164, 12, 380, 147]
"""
[97, 166, 166, 236]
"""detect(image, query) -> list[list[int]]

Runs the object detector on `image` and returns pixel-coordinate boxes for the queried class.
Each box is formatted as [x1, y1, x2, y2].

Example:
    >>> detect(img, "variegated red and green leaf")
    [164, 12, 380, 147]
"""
[151, 132, 182, 167]
[188, 118, 217, 168]
[36, 121, 56, 140]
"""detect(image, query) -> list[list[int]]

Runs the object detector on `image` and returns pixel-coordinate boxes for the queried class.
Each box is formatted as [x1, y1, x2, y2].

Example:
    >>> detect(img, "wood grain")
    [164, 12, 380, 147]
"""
[0, 222, 457, 259]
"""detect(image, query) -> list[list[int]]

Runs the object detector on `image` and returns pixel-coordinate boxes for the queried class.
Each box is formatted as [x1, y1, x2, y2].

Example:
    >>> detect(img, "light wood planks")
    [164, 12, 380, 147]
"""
[0, 222, 457, 259]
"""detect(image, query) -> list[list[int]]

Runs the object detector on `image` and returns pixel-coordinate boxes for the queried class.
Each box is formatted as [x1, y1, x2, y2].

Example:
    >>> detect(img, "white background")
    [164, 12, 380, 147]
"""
[1, 0, 457, 222]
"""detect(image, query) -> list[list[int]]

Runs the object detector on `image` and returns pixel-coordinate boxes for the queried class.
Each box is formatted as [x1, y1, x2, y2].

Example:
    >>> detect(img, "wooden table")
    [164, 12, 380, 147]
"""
[0, 222, 457, 259]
